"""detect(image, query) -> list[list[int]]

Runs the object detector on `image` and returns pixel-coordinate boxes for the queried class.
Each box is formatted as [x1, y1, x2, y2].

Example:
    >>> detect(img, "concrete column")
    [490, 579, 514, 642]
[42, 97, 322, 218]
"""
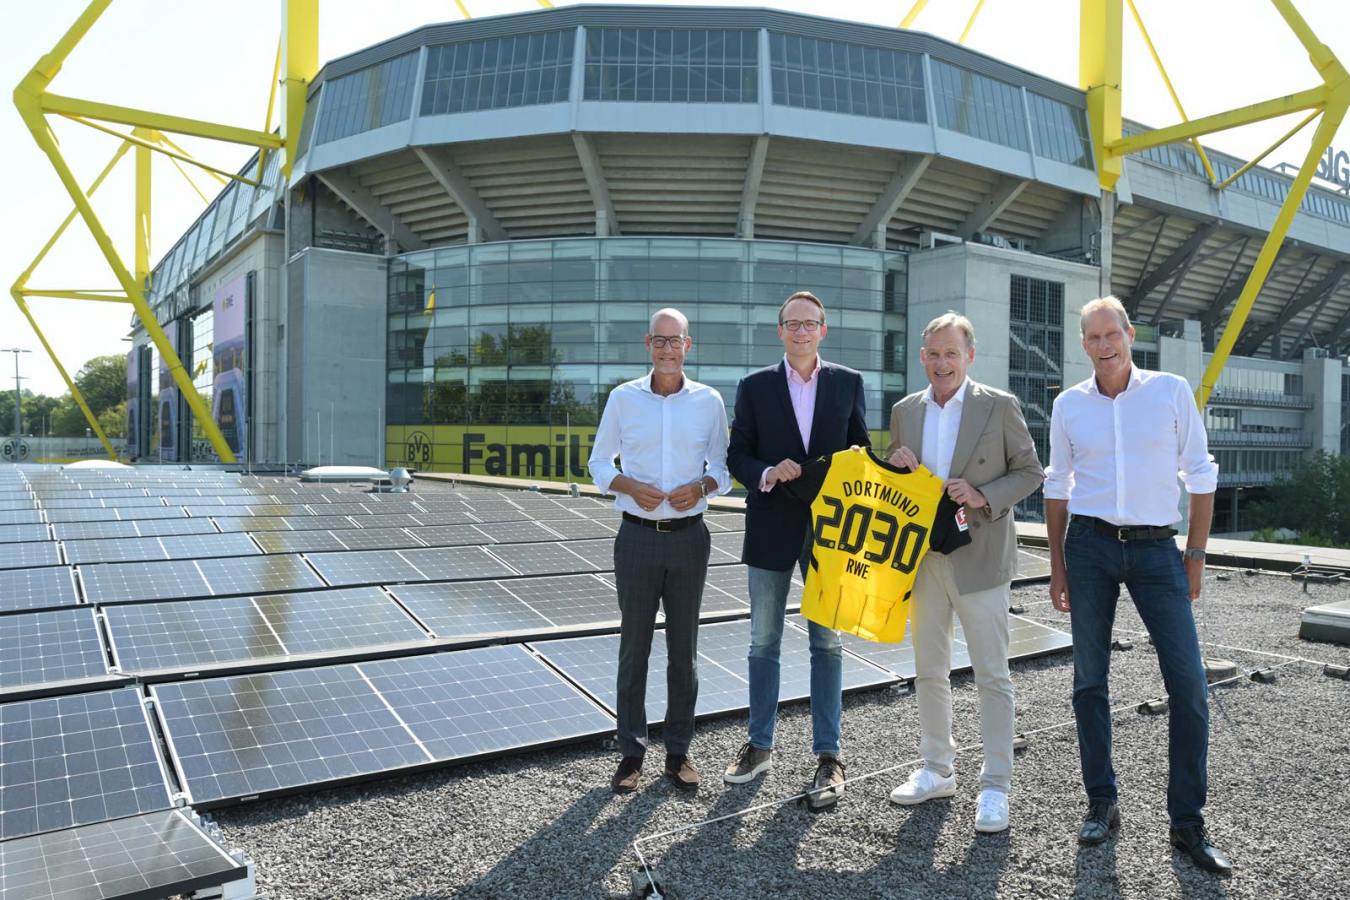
[1303, 348, 1341, 455]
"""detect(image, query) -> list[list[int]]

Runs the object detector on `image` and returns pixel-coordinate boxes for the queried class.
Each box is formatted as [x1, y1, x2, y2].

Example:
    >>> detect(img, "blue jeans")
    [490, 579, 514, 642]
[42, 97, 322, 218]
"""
[1066, 518, 1210, 827]
[746, 535, 844, 755]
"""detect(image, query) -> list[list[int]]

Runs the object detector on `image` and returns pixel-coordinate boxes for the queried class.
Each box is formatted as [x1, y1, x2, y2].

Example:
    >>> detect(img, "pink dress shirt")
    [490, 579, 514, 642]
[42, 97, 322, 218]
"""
[761, 355, 820, 492]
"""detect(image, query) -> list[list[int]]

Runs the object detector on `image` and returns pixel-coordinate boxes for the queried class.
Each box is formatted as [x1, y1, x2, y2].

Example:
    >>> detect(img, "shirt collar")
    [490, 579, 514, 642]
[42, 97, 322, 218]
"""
[1087, 364, 1142, 396]
[783, 354, 821, 385]
[639, 371, 688, 396]
[922, 376, 969, 409]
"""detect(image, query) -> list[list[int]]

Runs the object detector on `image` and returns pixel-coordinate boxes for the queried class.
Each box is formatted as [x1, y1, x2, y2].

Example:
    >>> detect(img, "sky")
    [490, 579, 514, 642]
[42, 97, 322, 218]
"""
[1, 0, 1346, 396]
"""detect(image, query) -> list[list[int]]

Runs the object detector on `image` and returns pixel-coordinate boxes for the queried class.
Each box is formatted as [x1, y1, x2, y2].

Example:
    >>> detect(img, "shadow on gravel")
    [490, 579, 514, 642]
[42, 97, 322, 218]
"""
[1170, 852, 1231, 899]
[432, 785, 662, 899]
[1072, 837, 1119, 899]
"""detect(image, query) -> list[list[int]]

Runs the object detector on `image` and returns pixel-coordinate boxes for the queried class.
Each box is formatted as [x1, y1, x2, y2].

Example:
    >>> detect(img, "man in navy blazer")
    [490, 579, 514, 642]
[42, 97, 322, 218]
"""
[722, 290, 870, 810]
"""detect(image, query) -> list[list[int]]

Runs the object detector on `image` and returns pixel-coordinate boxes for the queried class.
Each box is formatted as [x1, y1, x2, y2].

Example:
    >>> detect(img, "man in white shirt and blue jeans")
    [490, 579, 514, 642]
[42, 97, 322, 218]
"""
[1045, 296, 1230, 875]
[589, 307, 731, 794]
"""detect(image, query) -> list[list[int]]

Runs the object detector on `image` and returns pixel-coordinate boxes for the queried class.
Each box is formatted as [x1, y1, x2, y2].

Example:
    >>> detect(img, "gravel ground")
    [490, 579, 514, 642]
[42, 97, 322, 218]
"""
[210, 572, 1350, 899]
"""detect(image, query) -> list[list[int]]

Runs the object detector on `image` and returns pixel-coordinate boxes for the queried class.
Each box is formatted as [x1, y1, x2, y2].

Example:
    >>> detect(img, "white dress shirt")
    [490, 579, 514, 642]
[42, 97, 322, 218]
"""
[920, 377, 968, 480]
[760, 354, 821, 493]
[1045, 366, 1218, 526]
[588, 372, 732, 519]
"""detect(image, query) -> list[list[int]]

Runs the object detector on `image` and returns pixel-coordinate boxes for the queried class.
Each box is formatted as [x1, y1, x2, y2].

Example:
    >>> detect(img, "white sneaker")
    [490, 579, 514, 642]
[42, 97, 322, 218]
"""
[974, 789, 1009, 833]
[889, 767, 956, 806]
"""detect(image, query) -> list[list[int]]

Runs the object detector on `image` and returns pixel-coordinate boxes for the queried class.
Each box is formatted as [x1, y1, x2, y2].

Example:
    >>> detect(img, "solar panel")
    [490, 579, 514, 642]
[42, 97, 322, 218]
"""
[255, 588, 428, 655]
[306, 550, 424, 586]
[0, 808, 247, 900]
[0, 687, 172, 841]
[399, 546, 518, 581]
[79, 560, 211, 604]
[401, 509, 480, 527]
[152, 665, 431, 804]
[406, 525, 489, 548]
[196, 554, 324, 597]
[549, 537, 617, 570]
[63, 536, 167, 565]
[0, 567, 80, 614]
[333, 527, 425, 551]
[528, 517, 618, 540]
[0, 542, 62, 571]
[485, 542, 596, 576]
[52, 518, 218, 541]
[388, 581, 556, 638]
[497, 574, 621, 629]
[159, 532, 261, 561]
[437, 506, 529, 524]
[105, 597, 286, 672]
[0, 525, 46, 545]
[470, 520, 565, 544]
[530, 630, 749, 719]
[1016, 548, 1053, 580]
[0, 608, 110, 695]
[708, 531, 744, 563]
[0, 510, 43, 526]
[358, 645, 614, 760]
[702, 512, 746, 533]
[1005, 614, 1074, 658]
[210, 516, 291, 533]
[250, 530, 349, 554]
[0, 499, 38, 511]
[349, 513, 424, 529]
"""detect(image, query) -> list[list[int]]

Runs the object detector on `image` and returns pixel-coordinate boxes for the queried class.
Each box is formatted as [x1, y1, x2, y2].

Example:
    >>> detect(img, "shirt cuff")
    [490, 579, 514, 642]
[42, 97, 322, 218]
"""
[759, 466, 774, 493]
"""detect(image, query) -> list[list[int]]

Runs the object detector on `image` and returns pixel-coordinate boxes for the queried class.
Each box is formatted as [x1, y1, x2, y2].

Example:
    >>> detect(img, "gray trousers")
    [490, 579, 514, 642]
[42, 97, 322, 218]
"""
[613, 517, 711, 759]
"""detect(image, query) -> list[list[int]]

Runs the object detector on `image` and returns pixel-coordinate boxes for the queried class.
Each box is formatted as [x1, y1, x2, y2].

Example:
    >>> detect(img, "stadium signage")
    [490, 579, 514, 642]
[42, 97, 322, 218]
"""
[1316, 146, 1350, 190]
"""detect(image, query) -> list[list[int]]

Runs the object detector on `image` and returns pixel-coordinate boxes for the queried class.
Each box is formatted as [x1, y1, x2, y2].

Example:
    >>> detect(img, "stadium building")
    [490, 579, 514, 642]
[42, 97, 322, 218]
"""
[129, 4, 1350, 529]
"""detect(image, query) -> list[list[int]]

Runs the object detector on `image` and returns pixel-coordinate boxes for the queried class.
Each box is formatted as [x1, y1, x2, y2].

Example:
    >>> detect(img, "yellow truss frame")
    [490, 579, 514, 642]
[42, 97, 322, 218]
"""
[905, 0, 1348, 409]
[11, 0, 318, 462]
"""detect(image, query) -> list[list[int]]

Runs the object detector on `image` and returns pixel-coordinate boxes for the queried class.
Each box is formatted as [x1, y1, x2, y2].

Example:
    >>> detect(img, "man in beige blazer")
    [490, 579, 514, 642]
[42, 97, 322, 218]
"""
[886, 312, 1044, 833]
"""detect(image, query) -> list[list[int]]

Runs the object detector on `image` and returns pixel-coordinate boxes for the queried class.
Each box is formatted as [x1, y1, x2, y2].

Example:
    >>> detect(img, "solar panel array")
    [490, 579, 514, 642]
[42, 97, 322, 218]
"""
[0, 463, 1070, 891]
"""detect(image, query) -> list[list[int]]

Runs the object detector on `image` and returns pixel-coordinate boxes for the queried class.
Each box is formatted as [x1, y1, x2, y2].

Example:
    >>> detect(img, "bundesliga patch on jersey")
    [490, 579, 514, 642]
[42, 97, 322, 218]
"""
[955, 507, 969, 531]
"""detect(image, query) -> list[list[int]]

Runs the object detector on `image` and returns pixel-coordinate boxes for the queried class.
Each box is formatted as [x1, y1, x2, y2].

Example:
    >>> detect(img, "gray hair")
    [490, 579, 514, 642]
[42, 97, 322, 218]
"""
[1079, 296, 1131, 335]
[921, 311, 976, 348]
[649, 307, 689, 334]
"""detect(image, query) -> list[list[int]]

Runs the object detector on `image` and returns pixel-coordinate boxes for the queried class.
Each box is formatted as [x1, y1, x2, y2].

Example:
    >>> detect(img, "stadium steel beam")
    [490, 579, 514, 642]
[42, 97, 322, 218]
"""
[1201, 246, 1292, 332]
[1149, 234, 1246, 322]
[737, 135, 770, 239]
[1126, 220, 1217, 315]
[1322, 305, 1350, 355]
[413, 147, 506, 243]
[957, 175, 1028, 240]
[852, 153, 931, 247]
[1238, 261, 1348, 356]
[572, 132, 621, 237]
[1291, 272, 1345, 351]
[1069, 0, 1350, 406]
[316, 171, 428, 253]
[11, 0, 318, 462]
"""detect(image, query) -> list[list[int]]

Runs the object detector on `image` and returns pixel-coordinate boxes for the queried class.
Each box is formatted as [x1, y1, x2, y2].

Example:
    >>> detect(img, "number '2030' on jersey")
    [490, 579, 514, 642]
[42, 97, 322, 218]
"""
[785, 448, 971, 643]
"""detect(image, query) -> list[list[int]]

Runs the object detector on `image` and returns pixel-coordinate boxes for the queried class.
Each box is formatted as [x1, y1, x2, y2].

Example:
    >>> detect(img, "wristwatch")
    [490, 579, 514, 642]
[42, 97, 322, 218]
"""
[1182, 548, 1206, 562]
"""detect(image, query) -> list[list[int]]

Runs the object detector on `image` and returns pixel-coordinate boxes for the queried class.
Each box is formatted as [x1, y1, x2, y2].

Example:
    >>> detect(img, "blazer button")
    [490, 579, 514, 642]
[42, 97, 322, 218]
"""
[978, 458, 985, 465]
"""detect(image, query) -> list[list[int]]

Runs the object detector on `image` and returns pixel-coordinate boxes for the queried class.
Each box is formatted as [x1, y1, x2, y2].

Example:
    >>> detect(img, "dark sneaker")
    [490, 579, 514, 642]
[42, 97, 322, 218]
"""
[1078, 801, 1120, 844]
[808, 754, 845, 810]
[723, 742, 773, 784]
[1170, 824, 1232, 875]
[611, 756, 642, 793]
[664, 754, 700, 791]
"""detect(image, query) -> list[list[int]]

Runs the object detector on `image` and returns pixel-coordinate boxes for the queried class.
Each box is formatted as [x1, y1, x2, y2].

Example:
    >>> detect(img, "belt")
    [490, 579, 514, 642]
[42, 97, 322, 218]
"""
[1075, 515, 1176, 542]
[622, 512, 702, 533]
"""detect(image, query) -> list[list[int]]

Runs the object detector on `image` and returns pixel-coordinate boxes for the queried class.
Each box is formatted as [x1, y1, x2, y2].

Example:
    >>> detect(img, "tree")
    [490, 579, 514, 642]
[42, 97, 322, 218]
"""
[98, 401, 127, 439]
[72, 355, 128, 419]
[1248, 451, 1350, 546]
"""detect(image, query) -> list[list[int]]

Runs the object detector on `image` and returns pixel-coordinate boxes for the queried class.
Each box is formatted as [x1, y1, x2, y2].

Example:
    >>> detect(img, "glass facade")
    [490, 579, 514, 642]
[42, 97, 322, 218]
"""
[422, 30, 573, 116]
[314, 50, 419, 145]
[1027, 91, 1092, 168]
[931, 60, 1028, 151]
[1342, 371, 1349, 456]
[1008, 274, 1064, 521]
[584, 28, 758, 102]
[386, 237, 906, 477]
[187, 309, 216, 462]
[769, 33, 925, 122]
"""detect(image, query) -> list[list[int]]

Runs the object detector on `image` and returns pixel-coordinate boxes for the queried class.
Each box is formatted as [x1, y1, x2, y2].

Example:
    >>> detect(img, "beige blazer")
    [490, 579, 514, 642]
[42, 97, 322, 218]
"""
[887, 379, 1045, 595]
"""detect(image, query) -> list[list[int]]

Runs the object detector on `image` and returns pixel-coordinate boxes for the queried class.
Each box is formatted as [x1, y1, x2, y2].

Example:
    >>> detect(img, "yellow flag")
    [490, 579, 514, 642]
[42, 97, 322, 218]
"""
[424, 289, 436, 314]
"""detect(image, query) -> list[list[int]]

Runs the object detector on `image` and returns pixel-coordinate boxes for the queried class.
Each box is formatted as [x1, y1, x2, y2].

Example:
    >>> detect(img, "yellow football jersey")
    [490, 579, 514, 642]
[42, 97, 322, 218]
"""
[790, 448, 970, 643]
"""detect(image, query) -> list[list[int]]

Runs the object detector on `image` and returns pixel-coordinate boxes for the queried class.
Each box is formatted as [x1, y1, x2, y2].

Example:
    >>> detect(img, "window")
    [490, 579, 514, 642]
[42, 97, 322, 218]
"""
[1008, 274, 1064, 521]
[1027, 92, 1091, 168]
[931, 60, 1028, 150]
[769, 33, 925, 122]
[423, 30, 572, 116]
[584, 28, 758, 103]
[315, 51, 419, 144]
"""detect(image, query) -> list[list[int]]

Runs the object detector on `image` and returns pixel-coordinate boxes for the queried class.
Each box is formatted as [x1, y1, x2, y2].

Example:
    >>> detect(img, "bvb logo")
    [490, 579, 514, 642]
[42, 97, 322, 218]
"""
[406, 431, 431, 465]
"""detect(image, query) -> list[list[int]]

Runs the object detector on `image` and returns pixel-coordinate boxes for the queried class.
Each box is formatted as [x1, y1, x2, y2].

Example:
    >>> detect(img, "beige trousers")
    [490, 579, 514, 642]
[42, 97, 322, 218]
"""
[911, 552, 1015, 793]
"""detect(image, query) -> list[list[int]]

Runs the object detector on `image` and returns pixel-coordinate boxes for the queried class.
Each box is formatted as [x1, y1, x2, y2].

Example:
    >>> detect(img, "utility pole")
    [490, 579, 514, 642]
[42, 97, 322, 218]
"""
[1, 348, 31, 437]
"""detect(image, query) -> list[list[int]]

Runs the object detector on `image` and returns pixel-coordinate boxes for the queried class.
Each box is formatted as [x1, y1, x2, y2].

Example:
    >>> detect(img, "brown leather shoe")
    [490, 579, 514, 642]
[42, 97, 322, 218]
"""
[611, 756, 642, 793]
[664, 754, 700, 791]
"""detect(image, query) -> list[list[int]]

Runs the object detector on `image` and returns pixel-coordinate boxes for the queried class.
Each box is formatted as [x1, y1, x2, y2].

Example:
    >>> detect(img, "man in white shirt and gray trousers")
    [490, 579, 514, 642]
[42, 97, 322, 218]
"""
[589, 307, 731, 794]
[1046, 296, 1231, 875]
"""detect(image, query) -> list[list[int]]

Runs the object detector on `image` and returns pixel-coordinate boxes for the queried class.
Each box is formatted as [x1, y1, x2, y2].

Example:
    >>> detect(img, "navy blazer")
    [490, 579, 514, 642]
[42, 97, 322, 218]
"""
[728, 359, 870, 570]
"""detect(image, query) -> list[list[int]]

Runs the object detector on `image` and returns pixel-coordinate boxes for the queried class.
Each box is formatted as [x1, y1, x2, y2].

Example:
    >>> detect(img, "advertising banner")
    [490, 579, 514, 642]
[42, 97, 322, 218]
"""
[212, 274, 248, 458]
[158, 328, 178, 461]
[125, 349, 139, 458]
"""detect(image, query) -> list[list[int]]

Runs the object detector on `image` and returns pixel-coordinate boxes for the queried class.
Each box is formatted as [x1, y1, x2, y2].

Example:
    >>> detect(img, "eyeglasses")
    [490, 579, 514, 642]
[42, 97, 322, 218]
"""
[648, 335, 688, 349]
[780, 319, 823, 333]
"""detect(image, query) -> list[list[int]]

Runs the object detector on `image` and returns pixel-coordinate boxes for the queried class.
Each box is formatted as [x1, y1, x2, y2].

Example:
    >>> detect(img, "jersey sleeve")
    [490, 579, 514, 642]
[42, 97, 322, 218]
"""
[929, 494, 973, 554]
[781, 457, 831, 507]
